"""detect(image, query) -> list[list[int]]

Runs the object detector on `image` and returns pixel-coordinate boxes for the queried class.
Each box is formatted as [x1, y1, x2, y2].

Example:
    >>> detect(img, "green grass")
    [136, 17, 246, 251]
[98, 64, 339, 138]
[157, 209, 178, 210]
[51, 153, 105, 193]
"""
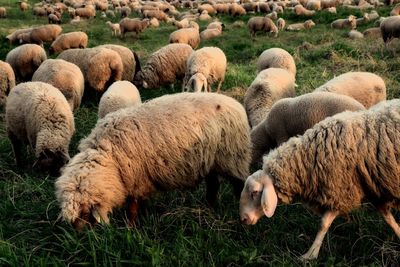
[1, 0, 400, 265]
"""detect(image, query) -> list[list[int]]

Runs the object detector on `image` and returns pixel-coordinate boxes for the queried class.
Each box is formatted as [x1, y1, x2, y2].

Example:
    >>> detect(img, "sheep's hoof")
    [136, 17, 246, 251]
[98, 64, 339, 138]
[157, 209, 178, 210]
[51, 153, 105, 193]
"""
[299, 252, 318, 262]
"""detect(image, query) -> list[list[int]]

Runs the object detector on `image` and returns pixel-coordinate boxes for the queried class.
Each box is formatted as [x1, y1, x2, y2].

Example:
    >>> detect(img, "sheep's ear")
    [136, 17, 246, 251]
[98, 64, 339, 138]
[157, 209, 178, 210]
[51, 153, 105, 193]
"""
[142, 80, 148, 88]
[92, 208, 102, 224]
[261, 176, 277, 218]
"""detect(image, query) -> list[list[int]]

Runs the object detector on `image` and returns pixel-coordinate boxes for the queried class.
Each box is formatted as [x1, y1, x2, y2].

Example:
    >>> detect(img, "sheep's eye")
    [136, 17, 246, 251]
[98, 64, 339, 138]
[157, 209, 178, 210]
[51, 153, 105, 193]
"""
[250, 190, 259, 200]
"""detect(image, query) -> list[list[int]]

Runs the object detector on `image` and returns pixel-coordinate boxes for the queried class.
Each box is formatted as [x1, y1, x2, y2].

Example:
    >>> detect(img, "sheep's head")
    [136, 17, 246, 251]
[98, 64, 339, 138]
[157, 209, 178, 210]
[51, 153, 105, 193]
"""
[240, 170, 277, 225]
[185, 73, 208, 92]
[304, 19, 315, 29]
[133, 70, 148, 88]
[36, 149, 70, 176]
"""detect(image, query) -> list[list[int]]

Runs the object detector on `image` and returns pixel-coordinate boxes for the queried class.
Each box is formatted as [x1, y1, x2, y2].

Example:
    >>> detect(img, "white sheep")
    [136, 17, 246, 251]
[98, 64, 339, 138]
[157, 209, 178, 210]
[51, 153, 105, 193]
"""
[256, 48, 296, 76]
[106, 21, 121, 36]
[348, 29, 364, 39]
[49, 31, 88, 55]
[331, 15, 357, 29]
[240, 99, 400, 260]
[277, 18, 286, 30]
[0, 60, 15, 108]
[286, 19, 315, 31]
[55, 92, 251, 228]
[169, 27, 200, 49]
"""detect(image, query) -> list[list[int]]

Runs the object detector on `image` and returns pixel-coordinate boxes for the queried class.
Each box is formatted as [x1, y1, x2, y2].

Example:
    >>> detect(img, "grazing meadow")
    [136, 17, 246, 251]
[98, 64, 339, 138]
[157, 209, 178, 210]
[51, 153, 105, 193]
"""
[0, 0, 400, 265]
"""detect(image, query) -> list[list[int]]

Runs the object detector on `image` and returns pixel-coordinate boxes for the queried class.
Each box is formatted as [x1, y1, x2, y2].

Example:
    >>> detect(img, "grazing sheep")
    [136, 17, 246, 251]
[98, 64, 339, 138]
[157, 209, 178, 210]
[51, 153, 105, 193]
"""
[240, 99, 400, 260]
[48, 13, 61, 24]
[229, 3, 246, 16]
[75, 6, 96, 19]
[250, 92, 365, 165]
[306, 0, 322, 10]
[119, 18, 150, 38]
[232, 20, 245, 28]
[244, 68, 296, 127]
[326, 7, 337, 13]
[356, 13, 369, 26]
[149, 17, 160, 28]
[134, 43, 193, 89]
[314, 72, 386, 108]
[287, 19, 316, 31]
[6, 28, 33, 44]
[32, 59, 84, 112]
[6, 82, 74, 175]
[49, 32, 88, 55]
[18, 25, 62, 46]
[169, 27, 200, 49]
[19, 1, 29, 11]
[55, 92, 251, 228]
[198, 4, 217, 15]
[120, 6, 131, 18]
[106, 21, 121, 36]
[367, 10, 379, 21]
[207, 20, 225, 31]
[277, 18, 286, 30]
[247, 16, 278, 38]
[0, 7, 7, 18]
[98, 81, 141, 118]
[183, 47, 227, 93]
[199, 10, 212, 21]
[256, 48, 296, 77]
[331, 15, 357, 29]
[58, 48, 123, 92]
[214, 3, 230, 14]
[143, 10, 168, 22]
[70, 16, 81, 25]
[266, 11, 278, 20]
[390, 4, 400, 16]
[6, 44, 47, 83]
[294, 4, 315, 16]
[173, 18, 190, 29]
[380, 16, 400, 43]
[259, 2, 271, 13]
[321, 0, 338, 9]
[363, 27, 382, 38]
[348, 29, 364, 39]
[200, 28, 222, 40]
[242, 2, 258, 12]
[0, 61, 15, 108]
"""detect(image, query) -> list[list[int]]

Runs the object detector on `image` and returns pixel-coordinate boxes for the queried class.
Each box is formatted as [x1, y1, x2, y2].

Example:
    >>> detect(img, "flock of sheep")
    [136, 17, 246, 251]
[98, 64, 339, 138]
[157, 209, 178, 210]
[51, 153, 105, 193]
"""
[1, 0, 400, 262]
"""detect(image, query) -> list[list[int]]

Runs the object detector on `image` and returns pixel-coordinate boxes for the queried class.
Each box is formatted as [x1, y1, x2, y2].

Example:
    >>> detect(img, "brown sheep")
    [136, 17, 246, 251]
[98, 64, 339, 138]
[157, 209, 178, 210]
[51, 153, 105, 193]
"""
[119, 18, 150, 38]
[247, 16, 278, 38]
[380, 16, 400, 43]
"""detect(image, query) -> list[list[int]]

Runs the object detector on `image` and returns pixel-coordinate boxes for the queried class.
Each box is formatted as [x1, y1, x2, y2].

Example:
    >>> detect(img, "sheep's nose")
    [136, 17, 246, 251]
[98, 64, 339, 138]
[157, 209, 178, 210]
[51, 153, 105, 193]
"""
[241, 214, 250, 225]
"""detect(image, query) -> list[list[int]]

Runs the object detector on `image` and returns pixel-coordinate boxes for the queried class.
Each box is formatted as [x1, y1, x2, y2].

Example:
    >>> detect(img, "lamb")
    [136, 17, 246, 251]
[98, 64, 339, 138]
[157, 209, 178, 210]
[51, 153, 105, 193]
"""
[277, 18, 286, 30]
[134, 43, 193, 89]
[286, 19, 316, 31]
[49, 32, 88, 55]
[363, 27, 382, 38]
[229, 3, 246, 16]
[106, 21, 121, 36]
[6, 82, 74, 175]
[314, 72, 386, 108]
[6, 44, 47, 83]
[250, 92, 365, 165]
[57, 48, 123, 92]
[247, 16, 279, 38]
[183, 47, 227, 93]
[169, 27, 200, 49]
[380, 16, 400, 43]
[55, 92, 251, 228]
[200, 28, 222, 40]
[119, 18, 150, 38]
[98, 81, 141, 118]
[244, 68, 296, 128]
[0, 7, 6, 18]
[32, 59, 84, 112]
[240, 99, 400, 260]
[0, 61, 15, 108]
[256, 48, 296, 77]
[331, 15, 357, 29]
[18, 24, 63, 46]
[348, 29, 364, 39]
[294, 4, 315, 16]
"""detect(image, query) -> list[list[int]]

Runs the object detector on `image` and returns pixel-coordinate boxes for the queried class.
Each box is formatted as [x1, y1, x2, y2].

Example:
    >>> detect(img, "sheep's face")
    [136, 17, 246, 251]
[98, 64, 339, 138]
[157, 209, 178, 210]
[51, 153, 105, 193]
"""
[133, 71, 144, 87]
[185, 73, 207, 92]
[240, 170, 277, 225]
[37, 149, 70, 176]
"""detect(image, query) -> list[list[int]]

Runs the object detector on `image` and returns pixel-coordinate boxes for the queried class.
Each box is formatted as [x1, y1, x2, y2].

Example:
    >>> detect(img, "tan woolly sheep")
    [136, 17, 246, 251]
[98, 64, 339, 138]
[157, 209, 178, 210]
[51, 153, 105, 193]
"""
[119, 18, 150, 38]
[143, 10, 168, 22]
[247, 16, 278, 38]
[390, 4, 400, 16]
[6, 82, 74, 175]
[0, 61, 15, 108]
[294, 4, 315, 16]
[256, 48, 297, 77]
[32, 59, 84, 112]
[356, 13, 370, 26]
[106, 21, 121, 36]
[331, 15, 357, 29]
[286, 19, 316, 31]
[55, 92, 251, 228]
[183, 47, 227, 93]
[244, 68, 296, 128]
[200, 28, 222, 40]
[306, 0, 321, 10]
[18, 24, 62, 46]
[207, 20, 225, 31]
[380, 16, 400, 43]
[173, 18, 190, 29]
[6, 28, 33, 44]
[149, 17, 160, 28]
[199, 10, 212, 21]
[229, 3, 246, 16]
[363, 27, 382, 38]
[0, 7, 7, 18]
[98, 81, 141, 118]
[48, 13, 61, 24]
[19, 1, 29, 11]
[75, 6, 96, 18]
[6, 44, 47, 83]
[348, 29, 364, 39]
[240, 99, 400, 260]
[250, 92, 365, 165]
[169, 27, 200, 49]
[49, 32, 88, 55]
[134, 43, 193, 89]
[277, 18, 286, 30]
[314, 72, 386, 108]
[198, 3, 217, 15]
[58, 48, 123, 92]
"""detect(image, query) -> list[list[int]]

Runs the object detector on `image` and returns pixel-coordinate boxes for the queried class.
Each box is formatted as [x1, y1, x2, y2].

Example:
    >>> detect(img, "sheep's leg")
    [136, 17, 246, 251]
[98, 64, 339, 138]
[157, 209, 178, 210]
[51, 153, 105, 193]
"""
[8, 132, 23, 167]
[301, 210, 338, 261]
[126, 196, 140, 226]
[205, 172, 220, 207]
[226, 175, 244, 198]
[378, 207, 400, 238]
[216, 81, 222, 93]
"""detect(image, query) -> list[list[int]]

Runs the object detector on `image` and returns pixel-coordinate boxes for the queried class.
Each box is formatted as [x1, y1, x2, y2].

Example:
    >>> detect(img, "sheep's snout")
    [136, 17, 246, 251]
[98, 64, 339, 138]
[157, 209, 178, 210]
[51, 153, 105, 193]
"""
[240, 214, 252, 225]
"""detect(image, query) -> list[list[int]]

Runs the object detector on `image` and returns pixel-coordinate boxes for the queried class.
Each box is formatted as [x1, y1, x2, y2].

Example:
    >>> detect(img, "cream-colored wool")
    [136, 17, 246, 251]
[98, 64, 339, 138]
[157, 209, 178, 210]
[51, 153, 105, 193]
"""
[75, 6, 96, 18]
[169, 27, 200, 49]
[348, 29, 364, 39]
[256, 48, 296, 76]
[306, 0, 321, 10]
[380, 16, 400, 43]
[6, 82, 74, 175]
[55, 92, 251, 228]
[0, 7, 7, 18]
[32, 59, 84, 112]
[49, 32, 88, 54]
[244, 68, 296, 128]
[294, 4, 315, 16]
[277, 18, 286, 30]
[200, 28, 222, 40]
[143, 10, 168, 22]
[286, 19, 315, 31]
[331, 15, 357, 29]
[198, 3, 216, 15]
[314, 72, 386, 108]
[0, 61, 15, 108]
[18, 24, 62, 46]
[363, 27, 381, 38]
[119, 18, 150, 37]
[229, 3, 246, 16]
[6, 28, 33, 44]
[247, 16, 278, 38]
[106, 21, 121, 36]
[98, 81, 141, 118]
[207, 21, 224, 31]
[199, 10, 212, 21]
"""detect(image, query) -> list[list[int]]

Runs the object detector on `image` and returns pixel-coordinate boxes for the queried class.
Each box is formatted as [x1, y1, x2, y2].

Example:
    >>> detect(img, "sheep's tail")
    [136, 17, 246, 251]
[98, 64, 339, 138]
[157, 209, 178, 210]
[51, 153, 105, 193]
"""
[132, 50, 141, 80]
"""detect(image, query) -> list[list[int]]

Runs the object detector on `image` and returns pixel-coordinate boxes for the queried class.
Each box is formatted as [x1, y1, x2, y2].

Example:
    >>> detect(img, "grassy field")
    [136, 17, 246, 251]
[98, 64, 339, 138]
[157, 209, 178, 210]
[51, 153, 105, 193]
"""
[1, 0, 400, 266]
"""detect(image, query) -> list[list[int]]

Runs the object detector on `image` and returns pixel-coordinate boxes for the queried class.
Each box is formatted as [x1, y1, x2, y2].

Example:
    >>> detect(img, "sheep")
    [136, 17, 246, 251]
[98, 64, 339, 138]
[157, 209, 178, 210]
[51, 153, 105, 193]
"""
[49, 32, 88, 55]
[183, 47, 227, 93]
[149, 17, 160, 28]
[240, 99, 400, 260]
[232, 20, 245, 28]
[48, 13, 61, 24]
[259, 3, 271, 13]
[207, 20, 225, 31]
[348, 29, 364, 39]
[266, 11, 278, 20]
[143, 10, 168, 22]
[75, 6, 96, 19]
[0, 61, 15, 108]
[169, 27, 200, 49]
[256, 48, 297, 77]
[106, 10, 116, 18]
[321, 0, 338, 8]
[367, 10, 379, 21]
[326, 7, 337, 13]
[96, 44, 140, 83]
[229, 3, 246, 16]
[390, 4, 400, 16]
[277, 18, 286, 30]
[70, 16, 81, 25]
[0, 7, 7, 18]
[199, 10, 212, 21]
[363, 27, 382, 38]
[314, 72, 386, 108]
[6, 28, 33, 44]
[250, 92, 365, 165]
[119, 18, 150, 38]
[6, 82, 74, 176]
[380, 16, 400, 43]
[331, 15, 357, 29]
[247, 16, 279, 38]
[55, 92, 251, 228]
[57, 48, 123, 92]
[19, 1, 29, 11]
[356, 13, 369, 26]
[134, 43, 193, 89]
[106, 21, 121, 36]
[286, 19, 316, 31]
[18, 25, 63, 46]
[98, 81, 141, 118]
[242, 2, 258, 12]
[244, 68, 296, 128]
[294, 4, 315, 16]
[214, 3, 230, 14]
[200, 28, 222, 40]
[32, 59, 84, 112]
[306, 0, 321, 10]
[173, 18, 190, 29]
[198, 4, 216, 15]
[6, 44, 47, 83]
[120, 6, 131, 18]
